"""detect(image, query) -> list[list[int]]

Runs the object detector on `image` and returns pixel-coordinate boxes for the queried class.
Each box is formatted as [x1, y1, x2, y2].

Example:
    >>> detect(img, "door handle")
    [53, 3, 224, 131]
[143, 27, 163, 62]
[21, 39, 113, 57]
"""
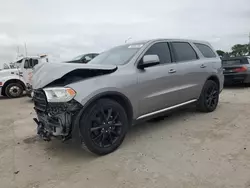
[169, 69, 176, 73]
[200, 64, 207, 68]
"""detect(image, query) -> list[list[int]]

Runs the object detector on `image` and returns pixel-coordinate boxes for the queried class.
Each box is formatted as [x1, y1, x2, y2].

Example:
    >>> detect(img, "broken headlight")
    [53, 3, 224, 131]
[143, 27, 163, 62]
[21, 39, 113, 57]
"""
[43, 87, 76, 103]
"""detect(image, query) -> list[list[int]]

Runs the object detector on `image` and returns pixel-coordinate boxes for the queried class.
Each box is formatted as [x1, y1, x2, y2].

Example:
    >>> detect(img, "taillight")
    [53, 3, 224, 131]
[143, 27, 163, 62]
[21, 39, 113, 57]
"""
[234, 66, 247, 72]
[0, 82, 2, 86]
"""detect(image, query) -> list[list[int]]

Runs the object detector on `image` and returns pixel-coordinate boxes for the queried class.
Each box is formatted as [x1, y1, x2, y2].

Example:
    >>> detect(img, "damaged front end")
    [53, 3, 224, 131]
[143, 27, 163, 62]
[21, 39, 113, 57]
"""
[33, 89, 82, 141]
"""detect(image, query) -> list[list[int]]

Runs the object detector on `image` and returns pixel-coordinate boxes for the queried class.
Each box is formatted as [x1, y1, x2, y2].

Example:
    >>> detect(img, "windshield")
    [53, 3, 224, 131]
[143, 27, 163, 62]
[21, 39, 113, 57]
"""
[71, 54, 84, 61]
[13, 59, 23, 68]
[88, 43, 144, 65]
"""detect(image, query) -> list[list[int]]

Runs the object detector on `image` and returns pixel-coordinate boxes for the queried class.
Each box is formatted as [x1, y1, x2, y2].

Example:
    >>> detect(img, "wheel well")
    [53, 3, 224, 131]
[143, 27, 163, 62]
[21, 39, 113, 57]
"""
[84, 93, 133, 126]
[207, 76, 220, 88]
[1, 79, 26, 96]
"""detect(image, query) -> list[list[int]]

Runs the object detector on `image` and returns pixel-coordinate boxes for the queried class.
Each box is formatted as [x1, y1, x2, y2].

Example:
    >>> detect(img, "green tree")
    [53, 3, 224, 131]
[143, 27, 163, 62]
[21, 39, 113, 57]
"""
[231, 44, 250, 57]
[216, 50, 225, 57]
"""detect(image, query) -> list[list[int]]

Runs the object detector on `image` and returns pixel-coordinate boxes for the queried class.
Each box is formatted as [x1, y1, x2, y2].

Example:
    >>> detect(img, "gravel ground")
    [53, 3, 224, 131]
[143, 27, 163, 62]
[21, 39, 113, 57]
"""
[1, 87, 250, 188]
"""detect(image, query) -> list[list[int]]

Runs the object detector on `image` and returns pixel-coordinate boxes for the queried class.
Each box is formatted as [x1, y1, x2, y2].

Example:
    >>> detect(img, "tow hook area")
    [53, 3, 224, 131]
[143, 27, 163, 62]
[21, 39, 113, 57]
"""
[33, 118, 51, 141]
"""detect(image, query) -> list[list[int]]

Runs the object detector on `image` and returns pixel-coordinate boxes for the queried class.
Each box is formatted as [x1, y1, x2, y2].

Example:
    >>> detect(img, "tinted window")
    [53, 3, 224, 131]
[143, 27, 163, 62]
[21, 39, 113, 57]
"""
[194, 43, 216, 58]
[24, 59, 39, 68]
[33, 59, 39, 67]
[144, 42, 171, 64]
[171, 42, 198, 62]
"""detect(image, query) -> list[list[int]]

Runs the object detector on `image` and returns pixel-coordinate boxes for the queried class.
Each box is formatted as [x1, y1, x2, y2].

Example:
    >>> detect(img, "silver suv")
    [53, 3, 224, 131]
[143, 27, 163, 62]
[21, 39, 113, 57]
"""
[32, 39, 224, 155]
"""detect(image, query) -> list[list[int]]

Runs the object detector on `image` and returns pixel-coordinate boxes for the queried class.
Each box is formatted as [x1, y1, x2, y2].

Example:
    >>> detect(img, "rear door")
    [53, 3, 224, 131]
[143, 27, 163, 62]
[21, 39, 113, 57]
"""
[137, 42, 182, 117]
[169, 41, 207, 102]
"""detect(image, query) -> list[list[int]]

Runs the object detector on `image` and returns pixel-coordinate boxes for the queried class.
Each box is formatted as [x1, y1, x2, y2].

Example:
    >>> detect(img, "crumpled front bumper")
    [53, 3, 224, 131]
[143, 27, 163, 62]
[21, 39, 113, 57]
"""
[33, 90, 82, 141]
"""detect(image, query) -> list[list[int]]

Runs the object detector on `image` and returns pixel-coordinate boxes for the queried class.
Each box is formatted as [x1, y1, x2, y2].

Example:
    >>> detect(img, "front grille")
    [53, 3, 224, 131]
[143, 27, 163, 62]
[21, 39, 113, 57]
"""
[33, 89, 47, 112]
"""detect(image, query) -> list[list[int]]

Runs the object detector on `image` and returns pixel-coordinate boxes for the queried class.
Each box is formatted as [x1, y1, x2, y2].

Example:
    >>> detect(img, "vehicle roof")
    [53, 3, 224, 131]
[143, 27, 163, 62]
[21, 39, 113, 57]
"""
[222, 56, 250, 61]
[126, 38, 210, 45]
[15, 56, 41, 62]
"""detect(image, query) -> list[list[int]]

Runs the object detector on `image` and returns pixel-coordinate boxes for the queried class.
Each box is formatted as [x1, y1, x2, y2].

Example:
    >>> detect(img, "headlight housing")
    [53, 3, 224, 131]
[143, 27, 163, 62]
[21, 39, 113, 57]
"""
[43, 87, 76, 103]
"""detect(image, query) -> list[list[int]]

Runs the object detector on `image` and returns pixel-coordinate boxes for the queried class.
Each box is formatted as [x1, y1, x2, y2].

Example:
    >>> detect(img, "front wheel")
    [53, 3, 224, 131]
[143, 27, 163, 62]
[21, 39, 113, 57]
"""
[197, 80, 219, 112]
[79, 98, 129, 155]
[5, 83, 24, 98]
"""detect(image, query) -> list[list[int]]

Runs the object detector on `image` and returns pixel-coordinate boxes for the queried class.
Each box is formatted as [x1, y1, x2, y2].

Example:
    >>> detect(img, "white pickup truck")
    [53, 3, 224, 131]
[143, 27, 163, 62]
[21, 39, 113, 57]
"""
[0, 55, 48, 98]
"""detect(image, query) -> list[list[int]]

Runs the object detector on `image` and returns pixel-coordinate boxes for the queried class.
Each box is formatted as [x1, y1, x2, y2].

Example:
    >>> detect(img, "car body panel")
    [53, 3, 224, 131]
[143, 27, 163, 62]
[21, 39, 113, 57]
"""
[32, 62, 117, 89]
[33, 38, 224, 124]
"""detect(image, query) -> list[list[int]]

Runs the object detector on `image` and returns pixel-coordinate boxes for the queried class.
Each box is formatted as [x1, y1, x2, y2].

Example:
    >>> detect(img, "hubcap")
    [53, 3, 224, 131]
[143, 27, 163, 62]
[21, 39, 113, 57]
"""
[9, 86, 21, 97]
[90, 107, 122, 148]
[205, 85, 218, 108]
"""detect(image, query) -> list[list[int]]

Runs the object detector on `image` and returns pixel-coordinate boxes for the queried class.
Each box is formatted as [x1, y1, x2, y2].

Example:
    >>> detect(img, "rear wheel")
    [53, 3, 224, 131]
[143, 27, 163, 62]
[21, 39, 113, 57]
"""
[5, 83, 23, 98]
[79, 98, 128, 155]
[197, 80, 219, 112]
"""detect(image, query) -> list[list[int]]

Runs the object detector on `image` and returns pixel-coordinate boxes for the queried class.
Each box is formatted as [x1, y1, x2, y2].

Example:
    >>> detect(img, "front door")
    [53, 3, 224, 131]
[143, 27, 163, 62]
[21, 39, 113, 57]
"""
[22, 58, 39, 85]
[137, 42, 183, 117]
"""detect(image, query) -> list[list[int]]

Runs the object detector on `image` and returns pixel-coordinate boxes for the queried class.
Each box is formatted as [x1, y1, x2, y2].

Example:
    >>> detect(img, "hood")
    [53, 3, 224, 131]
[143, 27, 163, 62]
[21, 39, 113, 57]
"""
[0, 68, 19, 76]
[32, 62, 117, 89]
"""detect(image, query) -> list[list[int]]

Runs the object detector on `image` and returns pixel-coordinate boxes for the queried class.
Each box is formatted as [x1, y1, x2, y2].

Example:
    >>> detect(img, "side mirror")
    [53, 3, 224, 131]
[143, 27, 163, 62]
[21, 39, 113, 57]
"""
[138, 55, 160, 69]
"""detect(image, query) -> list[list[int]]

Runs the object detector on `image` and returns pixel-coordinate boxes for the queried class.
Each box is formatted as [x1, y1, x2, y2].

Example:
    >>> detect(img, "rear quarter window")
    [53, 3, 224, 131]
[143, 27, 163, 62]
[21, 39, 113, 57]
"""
[194, 43, 216, 58]
[171, 42, 198, 62]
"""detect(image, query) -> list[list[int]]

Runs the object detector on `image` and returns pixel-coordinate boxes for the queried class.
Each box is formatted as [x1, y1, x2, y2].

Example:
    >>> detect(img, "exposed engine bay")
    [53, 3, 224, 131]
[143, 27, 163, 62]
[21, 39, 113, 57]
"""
[33, 89, 82, 141]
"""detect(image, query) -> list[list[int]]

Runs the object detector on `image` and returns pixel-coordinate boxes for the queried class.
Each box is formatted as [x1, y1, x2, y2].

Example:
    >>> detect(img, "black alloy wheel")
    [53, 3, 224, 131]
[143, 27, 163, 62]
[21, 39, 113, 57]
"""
[205, 83, 218, 109]
[80, 98, 128, 155]
[90, 107, 123, 148]
[197, 80, 219, 112]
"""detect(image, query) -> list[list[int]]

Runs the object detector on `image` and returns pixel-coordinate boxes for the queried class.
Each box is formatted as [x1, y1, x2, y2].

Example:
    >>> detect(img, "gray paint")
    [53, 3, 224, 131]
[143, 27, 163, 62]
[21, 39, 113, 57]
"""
[33, 39, 224, 120]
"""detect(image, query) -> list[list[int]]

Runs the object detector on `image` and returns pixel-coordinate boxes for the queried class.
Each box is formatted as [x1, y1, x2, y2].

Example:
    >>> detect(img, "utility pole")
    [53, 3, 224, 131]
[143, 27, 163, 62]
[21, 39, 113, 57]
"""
[24, 43, 27, 56]
[16, 46, 19, 58]
[248, 32, 250, 55]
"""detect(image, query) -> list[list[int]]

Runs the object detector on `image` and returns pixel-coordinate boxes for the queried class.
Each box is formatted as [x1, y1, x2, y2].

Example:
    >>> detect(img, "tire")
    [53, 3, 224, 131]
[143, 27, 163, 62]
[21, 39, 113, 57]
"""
[5, 83, 24, 98]
[79, 98, 129, 155]
[197, 80, 219, 112]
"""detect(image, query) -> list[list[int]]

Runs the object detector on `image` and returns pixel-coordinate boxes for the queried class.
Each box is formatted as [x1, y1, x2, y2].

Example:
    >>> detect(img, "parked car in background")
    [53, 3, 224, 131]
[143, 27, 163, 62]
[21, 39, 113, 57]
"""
[66, 53, 99, 64]
[222, 56, 250, 85]
[32, 39, 223, 155]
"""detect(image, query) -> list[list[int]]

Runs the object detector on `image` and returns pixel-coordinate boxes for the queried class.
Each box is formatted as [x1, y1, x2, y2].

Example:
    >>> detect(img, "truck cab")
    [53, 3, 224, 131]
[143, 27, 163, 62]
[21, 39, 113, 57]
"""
[0, 55, 47, 98]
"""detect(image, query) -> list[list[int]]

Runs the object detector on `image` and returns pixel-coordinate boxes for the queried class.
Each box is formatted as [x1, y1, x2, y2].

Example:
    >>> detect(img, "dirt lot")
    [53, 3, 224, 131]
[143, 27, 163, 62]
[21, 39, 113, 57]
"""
[1, 88, 250, 188]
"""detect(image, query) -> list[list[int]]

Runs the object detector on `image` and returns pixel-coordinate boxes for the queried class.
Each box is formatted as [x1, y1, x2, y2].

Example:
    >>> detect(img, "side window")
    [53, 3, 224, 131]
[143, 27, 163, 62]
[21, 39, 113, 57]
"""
[144, 42, 171, 64]
[171, 42, 198, 62]
[91, 54, 98, 59]
[24, 60, 29, 68]
[32, 59, 39, 67]
[83, 55, 92, 63]
[28, 59, 33, 68]
[194, 43, 216, 58]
